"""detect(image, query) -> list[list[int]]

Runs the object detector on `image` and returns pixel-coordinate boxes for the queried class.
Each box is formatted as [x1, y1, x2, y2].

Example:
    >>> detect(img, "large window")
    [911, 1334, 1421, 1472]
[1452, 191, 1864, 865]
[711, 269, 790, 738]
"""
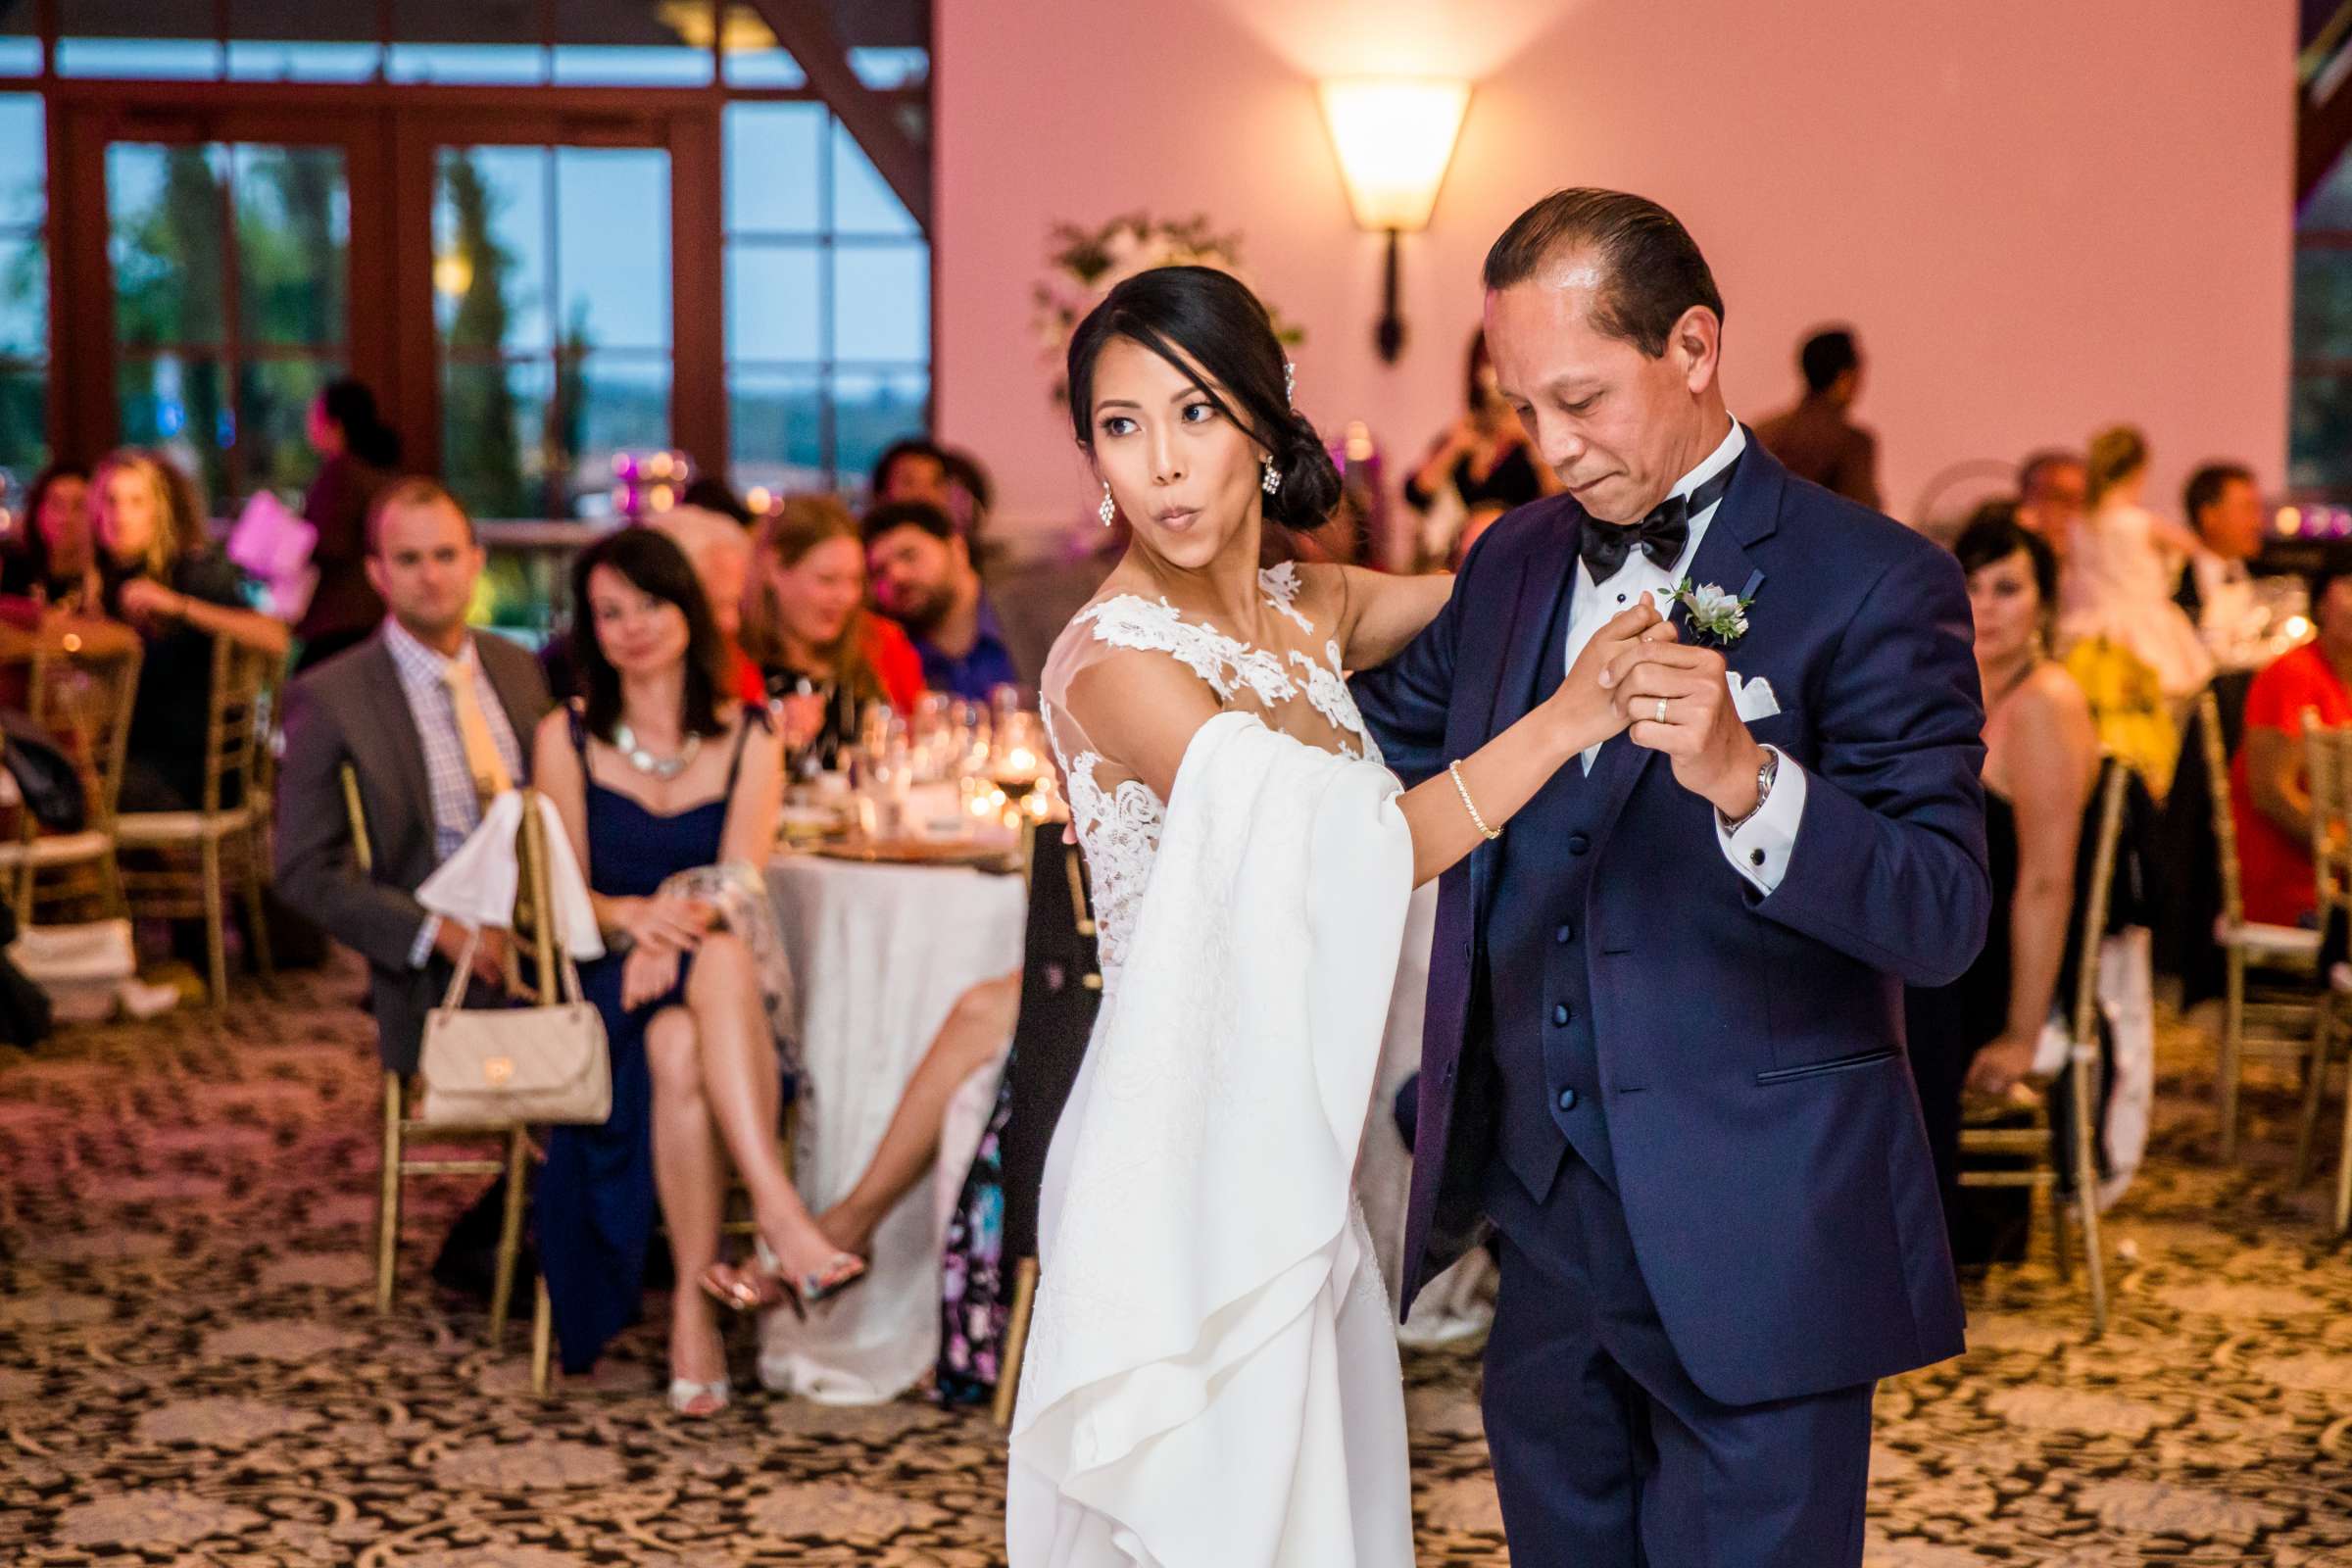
[435, 144, 673, 518]
[0, 93, 42, 485]
[2296, 156, 2352, 494]
[0, 1, 932, 515]
[108, 141, 350, 504]
[725, 101, 928, 499]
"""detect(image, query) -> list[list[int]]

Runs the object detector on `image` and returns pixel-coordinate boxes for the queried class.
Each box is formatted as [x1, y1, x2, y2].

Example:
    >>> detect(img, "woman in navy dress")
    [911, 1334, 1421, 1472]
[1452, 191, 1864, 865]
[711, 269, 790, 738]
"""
[534, 528, 861, 1416]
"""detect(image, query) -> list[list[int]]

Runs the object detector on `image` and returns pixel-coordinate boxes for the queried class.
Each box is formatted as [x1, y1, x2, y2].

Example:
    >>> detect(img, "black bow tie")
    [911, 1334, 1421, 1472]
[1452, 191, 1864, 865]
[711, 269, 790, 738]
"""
[1579, 460, 1740, 581]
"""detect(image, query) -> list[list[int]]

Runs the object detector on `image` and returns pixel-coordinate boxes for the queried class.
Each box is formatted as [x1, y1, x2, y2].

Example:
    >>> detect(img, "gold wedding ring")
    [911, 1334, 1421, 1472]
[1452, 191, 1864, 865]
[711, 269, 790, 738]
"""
[1653, 698, 1668, 724]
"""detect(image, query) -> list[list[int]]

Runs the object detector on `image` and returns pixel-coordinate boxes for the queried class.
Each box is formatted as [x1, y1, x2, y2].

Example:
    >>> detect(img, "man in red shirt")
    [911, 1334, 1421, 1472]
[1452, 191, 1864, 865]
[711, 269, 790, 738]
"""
[2232, 564, 2352, 925]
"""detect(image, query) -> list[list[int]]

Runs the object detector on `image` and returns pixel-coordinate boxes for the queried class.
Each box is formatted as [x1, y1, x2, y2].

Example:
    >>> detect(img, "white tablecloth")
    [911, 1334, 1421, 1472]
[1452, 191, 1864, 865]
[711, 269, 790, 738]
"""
[757, 854, 1026, 1403]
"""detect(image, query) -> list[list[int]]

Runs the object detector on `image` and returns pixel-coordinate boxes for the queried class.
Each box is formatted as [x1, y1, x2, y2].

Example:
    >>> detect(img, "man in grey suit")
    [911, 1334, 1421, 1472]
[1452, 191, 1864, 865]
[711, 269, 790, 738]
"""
[274, 476, 553, 1076]
[275, 477, 553, 1301]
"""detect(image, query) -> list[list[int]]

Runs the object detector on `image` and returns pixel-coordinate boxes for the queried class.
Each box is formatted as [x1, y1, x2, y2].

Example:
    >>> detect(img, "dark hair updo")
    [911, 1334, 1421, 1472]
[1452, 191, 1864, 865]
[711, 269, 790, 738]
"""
[1065, 266, 1341, 533]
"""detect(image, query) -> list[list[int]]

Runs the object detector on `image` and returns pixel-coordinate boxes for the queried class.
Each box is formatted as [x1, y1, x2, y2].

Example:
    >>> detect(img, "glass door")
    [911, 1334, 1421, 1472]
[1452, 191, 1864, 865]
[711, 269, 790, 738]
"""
[48, 99, 392, 513]
[106, 138, 351, 505]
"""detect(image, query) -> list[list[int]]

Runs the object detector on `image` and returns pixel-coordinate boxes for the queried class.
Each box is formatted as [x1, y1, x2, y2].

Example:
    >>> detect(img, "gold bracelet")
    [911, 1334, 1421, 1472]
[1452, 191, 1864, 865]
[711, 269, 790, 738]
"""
[1447, 760, 1500, 841]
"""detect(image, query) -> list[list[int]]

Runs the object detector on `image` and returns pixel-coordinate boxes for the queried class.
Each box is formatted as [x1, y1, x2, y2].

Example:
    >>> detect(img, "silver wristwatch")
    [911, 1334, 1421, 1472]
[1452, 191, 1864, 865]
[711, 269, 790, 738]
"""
[1721, 747, 1781, 833]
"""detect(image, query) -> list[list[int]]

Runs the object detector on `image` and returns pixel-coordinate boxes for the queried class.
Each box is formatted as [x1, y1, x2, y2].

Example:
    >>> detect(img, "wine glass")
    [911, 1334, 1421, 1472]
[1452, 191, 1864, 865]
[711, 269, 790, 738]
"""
[990, 710, 1049, 808]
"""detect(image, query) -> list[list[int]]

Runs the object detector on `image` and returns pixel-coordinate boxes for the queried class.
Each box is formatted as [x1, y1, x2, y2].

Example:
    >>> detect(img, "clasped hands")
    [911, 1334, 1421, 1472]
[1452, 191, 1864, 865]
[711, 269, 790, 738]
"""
[1549, 600, 1770, 821]
[610, 892, 719, 1010]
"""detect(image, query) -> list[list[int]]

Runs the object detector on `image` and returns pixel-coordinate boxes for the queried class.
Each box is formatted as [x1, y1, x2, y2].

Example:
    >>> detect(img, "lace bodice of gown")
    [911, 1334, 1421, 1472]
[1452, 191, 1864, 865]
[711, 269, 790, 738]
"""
[1041, 562, 1384, 986]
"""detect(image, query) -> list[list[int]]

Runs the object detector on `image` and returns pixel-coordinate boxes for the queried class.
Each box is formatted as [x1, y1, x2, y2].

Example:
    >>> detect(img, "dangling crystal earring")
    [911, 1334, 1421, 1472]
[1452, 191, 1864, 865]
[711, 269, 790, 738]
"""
[1099, 483, 1116, 527]
[1261, 458, 1282, 496]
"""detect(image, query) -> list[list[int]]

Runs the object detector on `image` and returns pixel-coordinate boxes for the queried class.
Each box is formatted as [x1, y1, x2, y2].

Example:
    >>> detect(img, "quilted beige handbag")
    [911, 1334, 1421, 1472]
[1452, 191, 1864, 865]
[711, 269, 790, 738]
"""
[416, 926, 611, 1126]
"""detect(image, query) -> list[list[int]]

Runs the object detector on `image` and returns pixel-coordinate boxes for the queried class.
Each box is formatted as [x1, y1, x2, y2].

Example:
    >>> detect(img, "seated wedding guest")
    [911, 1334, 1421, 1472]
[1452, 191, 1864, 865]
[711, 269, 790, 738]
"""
[870, 436, 953, 511]
[651, 505, 765, 705]
[542, 509, 761, 705]
[741, 494, 922, 771]
[1755, 326, 1882, 509]
[292, 378, 400, 672]
[941, 447, 995, 549]
[2175, 462, 2267, 665]
[274, 478, 552, 1286]
[91, 450, 290, 812]
[1404, 330, 1558, 564]
[2231, 561, 2352, 927]
[1, 462, 94, 606]
[1907, 505, 2099, 1250]
[533, 527, 860, 1415]
[864, 500, 1018, 701]
[2016, 448, 2088, 565]
[2060, 424, 2213, 702]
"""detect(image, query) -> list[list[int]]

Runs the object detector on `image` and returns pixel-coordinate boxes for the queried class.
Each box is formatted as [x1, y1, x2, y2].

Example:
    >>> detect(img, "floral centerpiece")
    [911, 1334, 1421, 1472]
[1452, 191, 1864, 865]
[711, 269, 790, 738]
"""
[1033, 213, 1303, 404]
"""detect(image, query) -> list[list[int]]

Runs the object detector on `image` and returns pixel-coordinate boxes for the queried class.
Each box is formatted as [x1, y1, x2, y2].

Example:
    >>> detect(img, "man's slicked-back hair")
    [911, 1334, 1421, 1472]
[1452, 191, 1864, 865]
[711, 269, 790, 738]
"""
[1482, 187, 1725, 359]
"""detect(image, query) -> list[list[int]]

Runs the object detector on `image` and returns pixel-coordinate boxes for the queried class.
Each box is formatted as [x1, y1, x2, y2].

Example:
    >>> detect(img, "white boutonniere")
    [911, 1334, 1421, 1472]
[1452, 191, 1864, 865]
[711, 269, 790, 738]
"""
[1673, 578, 1752, 645]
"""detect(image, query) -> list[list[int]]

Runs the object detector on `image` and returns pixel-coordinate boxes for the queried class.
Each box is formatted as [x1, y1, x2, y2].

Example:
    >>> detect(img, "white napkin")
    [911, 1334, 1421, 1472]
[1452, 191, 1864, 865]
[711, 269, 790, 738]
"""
[416, 790, 606, 960]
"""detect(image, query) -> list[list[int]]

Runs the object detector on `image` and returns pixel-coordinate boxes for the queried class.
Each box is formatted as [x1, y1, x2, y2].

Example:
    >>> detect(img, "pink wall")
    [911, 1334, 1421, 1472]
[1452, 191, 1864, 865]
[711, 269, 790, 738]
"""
[936, 0, 2294, 546]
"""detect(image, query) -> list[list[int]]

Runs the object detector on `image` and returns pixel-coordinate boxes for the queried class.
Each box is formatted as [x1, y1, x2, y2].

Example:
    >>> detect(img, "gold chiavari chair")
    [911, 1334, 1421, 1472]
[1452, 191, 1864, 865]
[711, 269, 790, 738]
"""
[2290, 722, 2352, 1232]
[356, 764, 535, 1345]
[113, 635, 280, 1008]
[2201, 689, 2325, 1161]
[1956, 757, 2132, 1335]
[0, 630, 142, 923]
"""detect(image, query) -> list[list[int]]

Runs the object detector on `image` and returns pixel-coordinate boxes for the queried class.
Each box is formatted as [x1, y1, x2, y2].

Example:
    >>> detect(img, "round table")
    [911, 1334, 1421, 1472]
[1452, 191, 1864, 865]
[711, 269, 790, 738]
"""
[757, 852, 1026, 1403]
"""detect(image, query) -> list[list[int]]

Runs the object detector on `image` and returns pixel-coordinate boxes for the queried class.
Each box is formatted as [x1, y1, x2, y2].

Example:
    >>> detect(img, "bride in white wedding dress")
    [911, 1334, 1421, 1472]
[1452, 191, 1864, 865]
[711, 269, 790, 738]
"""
[1004, 266, 1665, 1568]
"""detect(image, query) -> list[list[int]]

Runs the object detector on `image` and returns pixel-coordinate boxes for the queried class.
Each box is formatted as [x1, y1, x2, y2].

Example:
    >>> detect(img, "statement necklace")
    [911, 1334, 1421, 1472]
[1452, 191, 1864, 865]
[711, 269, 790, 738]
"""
[613, 722, 701, 781]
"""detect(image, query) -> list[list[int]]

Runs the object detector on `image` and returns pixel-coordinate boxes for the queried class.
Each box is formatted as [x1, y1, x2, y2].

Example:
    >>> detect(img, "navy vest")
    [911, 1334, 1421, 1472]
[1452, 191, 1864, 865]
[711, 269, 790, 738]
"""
[1485, 573, 1626, 1201]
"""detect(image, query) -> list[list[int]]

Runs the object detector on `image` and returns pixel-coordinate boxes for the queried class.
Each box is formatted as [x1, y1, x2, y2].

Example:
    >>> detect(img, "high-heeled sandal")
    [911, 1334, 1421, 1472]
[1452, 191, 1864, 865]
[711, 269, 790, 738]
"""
[741, 1239, 868, 1319]
[666, 1377, 730, 1418]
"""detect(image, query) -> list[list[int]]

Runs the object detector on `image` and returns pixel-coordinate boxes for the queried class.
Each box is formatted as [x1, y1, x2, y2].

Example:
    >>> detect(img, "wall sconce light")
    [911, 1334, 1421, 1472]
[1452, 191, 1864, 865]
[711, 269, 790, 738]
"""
[1319, 77, 1471, 364]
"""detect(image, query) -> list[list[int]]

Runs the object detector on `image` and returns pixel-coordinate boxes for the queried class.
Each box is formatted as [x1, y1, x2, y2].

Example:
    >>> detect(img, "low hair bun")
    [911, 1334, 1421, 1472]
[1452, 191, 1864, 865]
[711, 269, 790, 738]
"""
[1264, 416, 1342, 533]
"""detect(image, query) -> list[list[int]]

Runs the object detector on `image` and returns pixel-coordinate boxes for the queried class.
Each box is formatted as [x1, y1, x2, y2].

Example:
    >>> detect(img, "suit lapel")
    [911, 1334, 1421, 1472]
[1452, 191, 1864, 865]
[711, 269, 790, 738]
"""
[358, 636, 436, 871]
[1486, 512, 1584, 741]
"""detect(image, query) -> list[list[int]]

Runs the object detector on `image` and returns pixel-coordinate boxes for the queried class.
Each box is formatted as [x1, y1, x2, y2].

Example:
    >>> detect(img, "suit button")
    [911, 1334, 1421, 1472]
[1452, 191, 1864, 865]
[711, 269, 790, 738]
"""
[1568, 834, 1591, 856]
[1557, 1087, 1580, 1111]
[1551, 1004, 1571, 1027]
[1554, 922, 1575, 945]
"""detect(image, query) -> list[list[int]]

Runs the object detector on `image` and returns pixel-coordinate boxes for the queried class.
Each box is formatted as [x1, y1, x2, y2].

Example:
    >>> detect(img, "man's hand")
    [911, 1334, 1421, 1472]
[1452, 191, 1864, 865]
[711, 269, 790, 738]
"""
[432, 919, 511, 992]
[1600, 639, 1769, 819]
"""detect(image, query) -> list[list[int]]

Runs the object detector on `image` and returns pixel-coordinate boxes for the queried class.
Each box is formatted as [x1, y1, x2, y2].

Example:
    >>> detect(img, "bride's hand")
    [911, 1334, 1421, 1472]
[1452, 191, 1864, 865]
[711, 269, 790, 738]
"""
[1547, 603, 1670, 755]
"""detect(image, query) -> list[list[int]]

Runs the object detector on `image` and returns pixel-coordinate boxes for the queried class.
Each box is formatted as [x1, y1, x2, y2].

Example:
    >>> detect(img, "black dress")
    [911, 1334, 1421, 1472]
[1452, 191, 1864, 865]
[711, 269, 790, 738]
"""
[108, 551, 257, 812]
[1907, 792, 2018, 1237]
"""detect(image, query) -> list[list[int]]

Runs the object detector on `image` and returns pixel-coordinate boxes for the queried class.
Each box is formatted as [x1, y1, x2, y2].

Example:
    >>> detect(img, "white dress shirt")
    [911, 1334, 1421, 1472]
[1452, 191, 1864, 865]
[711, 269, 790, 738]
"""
[382, 619, 527, 966]
[1563, 418, 1806, 894]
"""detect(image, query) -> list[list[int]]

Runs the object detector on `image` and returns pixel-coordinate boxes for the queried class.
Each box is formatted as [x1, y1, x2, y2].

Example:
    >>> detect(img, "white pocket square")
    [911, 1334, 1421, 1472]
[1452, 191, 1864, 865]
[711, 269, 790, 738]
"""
[1728, 671, 1781, 721]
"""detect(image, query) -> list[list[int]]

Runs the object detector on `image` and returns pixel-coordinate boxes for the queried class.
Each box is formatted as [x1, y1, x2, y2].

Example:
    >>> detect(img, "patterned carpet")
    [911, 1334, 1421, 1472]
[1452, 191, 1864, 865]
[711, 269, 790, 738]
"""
[2, 957, 2351, 1565]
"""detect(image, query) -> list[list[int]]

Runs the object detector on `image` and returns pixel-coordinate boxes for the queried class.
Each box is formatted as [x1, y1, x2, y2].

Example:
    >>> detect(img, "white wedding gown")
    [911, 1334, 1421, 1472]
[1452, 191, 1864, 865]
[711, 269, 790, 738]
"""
[1006, 564, 1419, 1567]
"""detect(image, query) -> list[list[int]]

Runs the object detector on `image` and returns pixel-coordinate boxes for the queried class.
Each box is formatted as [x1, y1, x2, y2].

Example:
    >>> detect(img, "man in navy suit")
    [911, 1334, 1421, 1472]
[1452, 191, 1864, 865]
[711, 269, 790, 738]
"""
[1353, 189, 1988, 1565]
